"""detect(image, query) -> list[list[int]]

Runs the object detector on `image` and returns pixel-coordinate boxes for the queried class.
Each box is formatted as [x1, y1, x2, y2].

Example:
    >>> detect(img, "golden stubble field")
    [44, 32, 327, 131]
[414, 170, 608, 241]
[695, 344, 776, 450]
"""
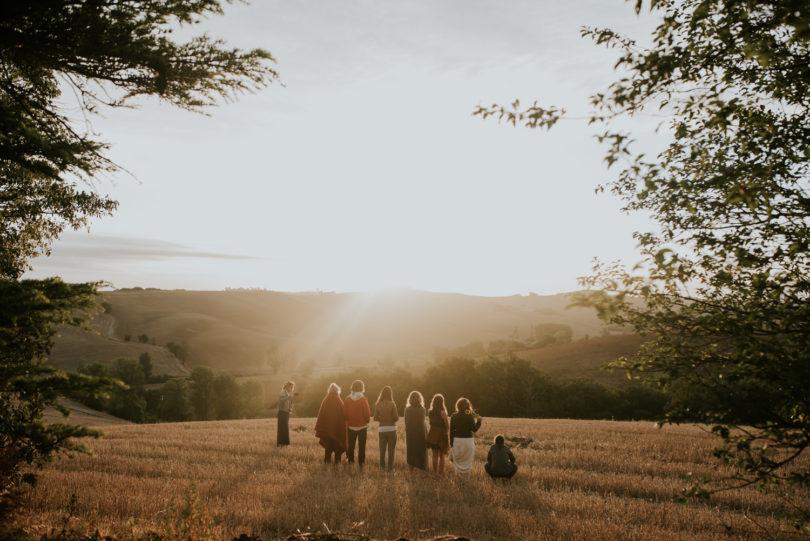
[12, 417, 806, 540]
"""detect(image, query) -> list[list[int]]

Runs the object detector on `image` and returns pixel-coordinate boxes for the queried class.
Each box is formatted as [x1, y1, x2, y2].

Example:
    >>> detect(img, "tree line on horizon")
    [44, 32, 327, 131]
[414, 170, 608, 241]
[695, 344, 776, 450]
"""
[293, 356, 668, 421]
[68, 353, 669, 424]
[72, 359, 265, 423]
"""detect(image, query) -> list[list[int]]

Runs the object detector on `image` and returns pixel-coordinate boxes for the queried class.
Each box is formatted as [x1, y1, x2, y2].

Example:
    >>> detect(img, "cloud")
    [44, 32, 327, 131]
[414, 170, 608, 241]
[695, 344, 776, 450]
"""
[35, 233, 257, 264]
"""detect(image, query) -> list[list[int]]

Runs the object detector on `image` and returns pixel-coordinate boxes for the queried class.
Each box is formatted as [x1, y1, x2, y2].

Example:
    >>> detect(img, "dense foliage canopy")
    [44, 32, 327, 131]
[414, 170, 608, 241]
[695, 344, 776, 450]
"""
[477, 0, 810, 524]
[0, 0, 277, 507]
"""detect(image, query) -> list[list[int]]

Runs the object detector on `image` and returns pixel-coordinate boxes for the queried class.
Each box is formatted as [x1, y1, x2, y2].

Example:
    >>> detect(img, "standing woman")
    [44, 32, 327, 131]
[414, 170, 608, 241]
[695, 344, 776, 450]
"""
[314, 382, 348, 464]
[404, 390, 428, 471]
[449, 397, 482, 480]
[425, 393, 450, 474]
[374, 385, 399, 472]
[343, 379, 371, 466]
[277, 381, 295, 447]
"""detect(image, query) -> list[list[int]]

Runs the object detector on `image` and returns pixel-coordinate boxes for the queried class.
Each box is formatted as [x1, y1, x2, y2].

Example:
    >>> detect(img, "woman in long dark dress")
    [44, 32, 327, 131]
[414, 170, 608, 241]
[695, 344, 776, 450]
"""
[277, 381, 294, 447]
[404, 390, 428, 471]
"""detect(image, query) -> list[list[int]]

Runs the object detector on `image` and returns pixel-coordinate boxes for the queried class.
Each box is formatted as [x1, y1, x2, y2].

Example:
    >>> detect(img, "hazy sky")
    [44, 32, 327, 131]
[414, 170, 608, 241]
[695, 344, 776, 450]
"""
[26, 0, 663, 296]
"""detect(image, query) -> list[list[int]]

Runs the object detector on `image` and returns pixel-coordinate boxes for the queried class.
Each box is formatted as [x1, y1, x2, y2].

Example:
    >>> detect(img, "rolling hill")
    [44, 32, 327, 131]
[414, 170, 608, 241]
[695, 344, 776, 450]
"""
[48, 288, 641, 381]
[514, 333, 646, 385]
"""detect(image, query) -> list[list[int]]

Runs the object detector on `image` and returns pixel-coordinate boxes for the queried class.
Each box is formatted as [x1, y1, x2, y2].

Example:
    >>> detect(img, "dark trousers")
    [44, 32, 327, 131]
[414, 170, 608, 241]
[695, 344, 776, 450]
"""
[277, 410, 290, 446]
[485, 462, 517, 479]
[347, 427, 367, 464]
[378, 430, 396, 471]
[323, 439, 344, 464]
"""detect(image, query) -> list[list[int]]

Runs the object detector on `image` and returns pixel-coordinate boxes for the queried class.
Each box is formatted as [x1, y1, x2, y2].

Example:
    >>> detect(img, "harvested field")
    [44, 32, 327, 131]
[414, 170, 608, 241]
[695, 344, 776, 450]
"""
[11, 418, 806, 540]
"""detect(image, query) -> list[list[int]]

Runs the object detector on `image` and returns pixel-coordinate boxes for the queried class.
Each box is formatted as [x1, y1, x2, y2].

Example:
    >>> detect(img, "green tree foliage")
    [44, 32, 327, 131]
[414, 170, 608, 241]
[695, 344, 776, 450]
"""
[293, 356, 667, 420]
[153, 379, 192, 422]
[138, 352, 153, 381]
[75, 359, 147, 422]
[240, 379, 265, 419]
[0, 0, 277, 505]
[0, 1, 277, 277]
[167, 340, 190, 363]
[211, 373, 240, 420]
[533, 323, 573, 347]
[75, 362, 266, 423]
[0, 279, 117, 489]
[189, 366, 215, 421]
[476, 0, 810, 518]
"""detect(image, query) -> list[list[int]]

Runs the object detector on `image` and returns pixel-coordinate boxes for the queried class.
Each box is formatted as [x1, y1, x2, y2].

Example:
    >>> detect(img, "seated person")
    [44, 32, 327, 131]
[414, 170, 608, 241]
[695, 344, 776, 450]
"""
[485, 434, 517, 479]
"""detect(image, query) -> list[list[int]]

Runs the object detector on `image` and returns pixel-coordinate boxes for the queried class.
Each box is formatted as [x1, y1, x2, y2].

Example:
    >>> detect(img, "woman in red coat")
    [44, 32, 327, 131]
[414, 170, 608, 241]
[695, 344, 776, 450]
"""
[314, 382, 348, 464]
[342, 379, 371, 466]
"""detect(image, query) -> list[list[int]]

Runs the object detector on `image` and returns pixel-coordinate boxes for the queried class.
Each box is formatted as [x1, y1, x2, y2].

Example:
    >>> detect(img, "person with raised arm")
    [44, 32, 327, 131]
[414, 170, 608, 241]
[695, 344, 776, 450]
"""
[449, 397, 482, 480]
[277, 381, 295, 447]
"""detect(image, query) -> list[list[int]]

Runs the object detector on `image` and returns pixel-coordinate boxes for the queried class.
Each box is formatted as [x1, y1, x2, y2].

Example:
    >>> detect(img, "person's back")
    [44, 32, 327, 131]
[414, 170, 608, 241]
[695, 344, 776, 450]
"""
[485, 434, 517, 479]
[374, 386, 399, 472]
[374, 399, 398, 427]
[344, 393, 371, 428]
[344, 380, 371, 466]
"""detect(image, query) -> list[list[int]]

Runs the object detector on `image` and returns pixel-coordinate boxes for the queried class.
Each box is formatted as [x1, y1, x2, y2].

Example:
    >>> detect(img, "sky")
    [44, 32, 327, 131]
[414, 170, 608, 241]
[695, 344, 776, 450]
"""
[25, 0, 664, 296]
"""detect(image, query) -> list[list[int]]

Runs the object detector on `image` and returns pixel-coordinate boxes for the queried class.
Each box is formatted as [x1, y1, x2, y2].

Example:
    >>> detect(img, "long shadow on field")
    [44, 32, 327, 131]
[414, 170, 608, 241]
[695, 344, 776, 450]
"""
[246, 428, 525, 540]
[203, 423, 549, 540]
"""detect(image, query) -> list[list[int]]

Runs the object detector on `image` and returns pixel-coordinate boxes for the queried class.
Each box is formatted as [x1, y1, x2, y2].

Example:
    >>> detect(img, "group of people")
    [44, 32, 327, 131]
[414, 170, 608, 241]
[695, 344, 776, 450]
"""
[276, 380, 517, 480]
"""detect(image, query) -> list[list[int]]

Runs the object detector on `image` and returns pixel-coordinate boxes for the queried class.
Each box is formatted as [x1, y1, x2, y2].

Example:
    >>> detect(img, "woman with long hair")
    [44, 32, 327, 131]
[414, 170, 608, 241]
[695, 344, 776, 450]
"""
[277, 380, 295, 447]
[373, 385, 399, 472]
[425, 393, 450, 473]
[314, 382, 348, 464]
[449, 396, 482, 479]
[404, 390, 428, 471]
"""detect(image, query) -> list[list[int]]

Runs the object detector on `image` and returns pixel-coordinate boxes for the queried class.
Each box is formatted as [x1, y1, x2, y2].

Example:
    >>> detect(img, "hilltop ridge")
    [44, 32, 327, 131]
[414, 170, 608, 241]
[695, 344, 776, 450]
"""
[49, 288, 625, 377]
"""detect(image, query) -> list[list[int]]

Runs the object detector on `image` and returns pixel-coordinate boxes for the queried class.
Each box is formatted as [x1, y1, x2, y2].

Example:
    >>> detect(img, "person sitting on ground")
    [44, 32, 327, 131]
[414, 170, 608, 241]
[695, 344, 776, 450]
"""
[485, 434, 517, 480]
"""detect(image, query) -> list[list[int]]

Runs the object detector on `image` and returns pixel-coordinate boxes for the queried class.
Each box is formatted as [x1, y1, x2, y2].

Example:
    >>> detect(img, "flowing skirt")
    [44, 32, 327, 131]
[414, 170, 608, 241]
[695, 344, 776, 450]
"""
[277, 410, 290, 446]
[450, 437, 475, 478]
[426, 424, 450, 454]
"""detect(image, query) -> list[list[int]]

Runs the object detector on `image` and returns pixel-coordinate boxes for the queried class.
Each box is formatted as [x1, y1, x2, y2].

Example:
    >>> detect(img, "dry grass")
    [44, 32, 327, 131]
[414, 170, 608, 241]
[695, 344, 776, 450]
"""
[11, 418, 807, 540]
[515, 334, 646, 385]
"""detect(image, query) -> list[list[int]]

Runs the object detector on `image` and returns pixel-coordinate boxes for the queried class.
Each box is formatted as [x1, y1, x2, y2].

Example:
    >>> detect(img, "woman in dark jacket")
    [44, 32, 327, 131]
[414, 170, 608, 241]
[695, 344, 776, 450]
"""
[485, 434, 517, 479]
[449, 397, 482, 479]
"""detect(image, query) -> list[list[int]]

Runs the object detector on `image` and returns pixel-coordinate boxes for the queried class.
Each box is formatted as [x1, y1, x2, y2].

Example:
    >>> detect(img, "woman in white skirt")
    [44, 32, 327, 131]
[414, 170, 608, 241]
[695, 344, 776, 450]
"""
[449, 397, 482, 479]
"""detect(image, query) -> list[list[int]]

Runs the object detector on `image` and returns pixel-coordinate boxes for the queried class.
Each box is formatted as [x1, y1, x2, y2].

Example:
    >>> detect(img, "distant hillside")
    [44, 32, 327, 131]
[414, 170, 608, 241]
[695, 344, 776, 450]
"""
[513, 334, 647, 385]
[43, 398, 131, 427]
[50, 314, 189, 377]
[49, 288, 616, 377]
